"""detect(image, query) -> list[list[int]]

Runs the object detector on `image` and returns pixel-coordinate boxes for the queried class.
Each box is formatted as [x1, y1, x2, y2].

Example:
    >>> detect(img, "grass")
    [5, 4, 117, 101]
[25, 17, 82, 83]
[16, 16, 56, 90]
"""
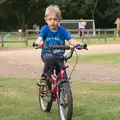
[80, 38, 120, 45]
[1, 76, 120, 120]
[69, 52, 120, 64]
[1, 33, 120, 48]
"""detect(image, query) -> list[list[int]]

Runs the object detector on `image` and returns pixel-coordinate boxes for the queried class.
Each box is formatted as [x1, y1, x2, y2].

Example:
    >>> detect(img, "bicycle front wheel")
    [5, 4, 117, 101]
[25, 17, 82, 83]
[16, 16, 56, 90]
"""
[59, 82, 73, 120]
[39, 82, 52, 112]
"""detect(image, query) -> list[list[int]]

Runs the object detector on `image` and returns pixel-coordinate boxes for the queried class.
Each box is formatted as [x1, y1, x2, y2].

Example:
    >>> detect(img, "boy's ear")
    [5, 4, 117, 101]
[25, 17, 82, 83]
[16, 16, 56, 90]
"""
[44, 17, 47, 21]
[44, 17, 47, 22]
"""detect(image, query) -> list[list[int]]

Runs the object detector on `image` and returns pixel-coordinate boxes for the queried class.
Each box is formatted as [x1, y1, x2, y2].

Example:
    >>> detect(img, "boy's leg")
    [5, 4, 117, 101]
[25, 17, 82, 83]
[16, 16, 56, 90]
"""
[42, 53, 56, 77]
[37, 53, 55, 86]
[37, 74, 47, 86]
[56, 59, 68, 79]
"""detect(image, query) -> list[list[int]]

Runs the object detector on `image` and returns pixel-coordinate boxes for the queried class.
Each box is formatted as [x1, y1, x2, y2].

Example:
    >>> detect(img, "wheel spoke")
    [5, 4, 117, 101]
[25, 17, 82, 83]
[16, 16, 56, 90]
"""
[39, 83, 52, 112]
[59, 82, 73, 120]
[60, 87, 68, 119]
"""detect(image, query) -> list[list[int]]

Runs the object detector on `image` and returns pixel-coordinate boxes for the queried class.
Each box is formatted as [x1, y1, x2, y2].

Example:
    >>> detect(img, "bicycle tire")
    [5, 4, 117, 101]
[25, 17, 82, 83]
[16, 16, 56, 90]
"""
[58, 82, 73, 120]
[39, 82, 53, 112]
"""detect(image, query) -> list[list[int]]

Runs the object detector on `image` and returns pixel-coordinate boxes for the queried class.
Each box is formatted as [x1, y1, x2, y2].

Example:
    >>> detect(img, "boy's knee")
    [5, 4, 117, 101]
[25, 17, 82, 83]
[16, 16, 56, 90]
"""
[46, 54, 55, 61]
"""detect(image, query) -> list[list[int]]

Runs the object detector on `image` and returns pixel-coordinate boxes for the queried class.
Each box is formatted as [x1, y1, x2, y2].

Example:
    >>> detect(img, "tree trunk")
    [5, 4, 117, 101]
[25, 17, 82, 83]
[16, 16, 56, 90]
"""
[16, 11, 26, 30]
[92, 11, 94, 19]
[90, 0, 99, 19]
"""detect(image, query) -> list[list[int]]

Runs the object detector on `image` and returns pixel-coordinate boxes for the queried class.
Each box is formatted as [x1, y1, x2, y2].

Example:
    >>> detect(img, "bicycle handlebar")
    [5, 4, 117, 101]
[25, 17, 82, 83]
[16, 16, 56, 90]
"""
[33, 42, 88, 60]
[42, 45, 71, 50]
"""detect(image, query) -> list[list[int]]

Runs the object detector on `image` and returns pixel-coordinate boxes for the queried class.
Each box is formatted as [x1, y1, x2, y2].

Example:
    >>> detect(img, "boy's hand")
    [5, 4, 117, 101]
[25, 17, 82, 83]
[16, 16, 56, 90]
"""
[33, 41, 43, 47]
[33, 42, 36, 47]
[33, 37, 44, 47]
[33, 42, 41, 49]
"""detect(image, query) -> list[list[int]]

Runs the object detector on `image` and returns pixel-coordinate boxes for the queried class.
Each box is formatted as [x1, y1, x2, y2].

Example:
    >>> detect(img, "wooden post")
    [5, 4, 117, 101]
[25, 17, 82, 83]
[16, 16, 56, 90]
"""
[98, 29, 100, 41]
[104, 29, 107, 43]
[86, 30, 89, 41]
[1, 32, 4, 47]
[26, 29, 28, 46]
[68, 29, 71, 34]
[113, 28, 116, 40]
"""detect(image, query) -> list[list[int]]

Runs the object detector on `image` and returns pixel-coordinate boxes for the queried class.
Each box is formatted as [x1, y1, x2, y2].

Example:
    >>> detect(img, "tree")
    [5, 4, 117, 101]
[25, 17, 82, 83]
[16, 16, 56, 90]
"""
[0, 0, 120, 30]
[84, 0, 99, 19]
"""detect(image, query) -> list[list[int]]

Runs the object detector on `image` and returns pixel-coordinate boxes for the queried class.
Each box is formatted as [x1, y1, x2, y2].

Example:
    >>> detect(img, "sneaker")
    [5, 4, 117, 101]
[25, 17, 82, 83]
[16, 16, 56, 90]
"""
[37, 75, 46, 86]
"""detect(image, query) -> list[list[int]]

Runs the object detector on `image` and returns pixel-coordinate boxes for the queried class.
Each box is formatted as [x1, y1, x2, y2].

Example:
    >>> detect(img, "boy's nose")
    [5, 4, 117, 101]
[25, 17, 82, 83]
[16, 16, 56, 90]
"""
[51, 19, 54, 23]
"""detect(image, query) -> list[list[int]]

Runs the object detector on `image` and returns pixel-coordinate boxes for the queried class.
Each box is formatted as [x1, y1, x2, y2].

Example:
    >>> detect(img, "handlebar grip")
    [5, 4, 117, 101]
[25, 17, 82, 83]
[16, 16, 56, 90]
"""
[82, 43, 87, 49]
[76, 44, 88, 50]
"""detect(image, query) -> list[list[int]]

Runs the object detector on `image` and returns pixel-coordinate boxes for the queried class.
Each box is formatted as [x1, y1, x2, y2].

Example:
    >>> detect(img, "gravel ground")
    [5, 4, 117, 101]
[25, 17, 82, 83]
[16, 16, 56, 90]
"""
[0, 44, 120, 83]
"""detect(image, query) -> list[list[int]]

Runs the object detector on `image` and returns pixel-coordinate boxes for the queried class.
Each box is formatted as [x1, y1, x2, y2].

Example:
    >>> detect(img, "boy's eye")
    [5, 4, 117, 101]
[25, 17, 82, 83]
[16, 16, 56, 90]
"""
[53, 18, 57, 21]
[48, 18, 52, 21]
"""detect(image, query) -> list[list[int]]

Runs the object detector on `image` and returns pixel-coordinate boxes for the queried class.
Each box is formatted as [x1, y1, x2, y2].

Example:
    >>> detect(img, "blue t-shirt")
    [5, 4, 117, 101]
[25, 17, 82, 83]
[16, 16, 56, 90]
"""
[39, 25, 72, 56]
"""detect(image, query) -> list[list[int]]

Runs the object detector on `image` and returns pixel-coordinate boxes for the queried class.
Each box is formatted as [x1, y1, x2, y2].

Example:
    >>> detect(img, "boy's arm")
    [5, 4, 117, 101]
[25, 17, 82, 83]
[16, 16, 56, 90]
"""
[63, 27, 83, 46]
[34, 25, 46, 47]
[69, 39, 83, 46]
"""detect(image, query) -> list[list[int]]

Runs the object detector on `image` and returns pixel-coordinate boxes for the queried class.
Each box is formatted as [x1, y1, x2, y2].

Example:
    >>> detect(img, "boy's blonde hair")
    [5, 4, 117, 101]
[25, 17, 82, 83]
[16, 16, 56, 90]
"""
[45, 5, 61, 21]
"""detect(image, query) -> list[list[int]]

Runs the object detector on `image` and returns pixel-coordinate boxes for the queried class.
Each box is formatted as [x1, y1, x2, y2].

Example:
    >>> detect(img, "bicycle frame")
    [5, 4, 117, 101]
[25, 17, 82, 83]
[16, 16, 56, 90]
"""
[39, 68, 66, 102]
[33, 44, 88, 119]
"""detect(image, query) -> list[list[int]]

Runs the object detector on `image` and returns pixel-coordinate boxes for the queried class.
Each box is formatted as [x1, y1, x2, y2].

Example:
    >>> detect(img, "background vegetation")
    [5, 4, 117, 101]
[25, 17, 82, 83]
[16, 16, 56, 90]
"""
[0, 0, 120, 31]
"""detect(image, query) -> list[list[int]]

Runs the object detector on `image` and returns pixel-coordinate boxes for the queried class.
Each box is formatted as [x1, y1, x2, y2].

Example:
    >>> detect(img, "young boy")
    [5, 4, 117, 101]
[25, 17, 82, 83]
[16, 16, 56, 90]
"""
[34, 4, 85, 85]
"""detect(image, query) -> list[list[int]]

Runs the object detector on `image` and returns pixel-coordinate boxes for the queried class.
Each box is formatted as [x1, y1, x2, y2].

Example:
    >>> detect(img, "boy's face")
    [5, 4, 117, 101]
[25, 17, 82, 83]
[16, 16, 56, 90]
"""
[46, 13, 60, 30]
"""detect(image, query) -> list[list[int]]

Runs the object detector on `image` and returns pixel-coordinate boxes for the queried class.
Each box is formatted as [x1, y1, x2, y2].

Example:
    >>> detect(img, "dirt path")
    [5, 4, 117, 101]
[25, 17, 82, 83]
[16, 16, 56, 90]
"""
[78, 44, 120, 55]
[0, 44, 120, 83]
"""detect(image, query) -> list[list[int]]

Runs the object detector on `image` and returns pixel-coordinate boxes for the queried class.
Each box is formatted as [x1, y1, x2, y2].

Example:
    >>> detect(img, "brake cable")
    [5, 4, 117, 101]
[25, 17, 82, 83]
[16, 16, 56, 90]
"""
[68, 49, 79, 80]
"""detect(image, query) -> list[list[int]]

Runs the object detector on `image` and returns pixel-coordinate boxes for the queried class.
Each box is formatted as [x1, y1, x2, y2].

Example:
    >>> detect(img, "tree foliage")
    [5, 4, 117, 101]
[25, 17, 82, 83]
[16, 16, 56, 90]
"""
[0, 0, 119, 31]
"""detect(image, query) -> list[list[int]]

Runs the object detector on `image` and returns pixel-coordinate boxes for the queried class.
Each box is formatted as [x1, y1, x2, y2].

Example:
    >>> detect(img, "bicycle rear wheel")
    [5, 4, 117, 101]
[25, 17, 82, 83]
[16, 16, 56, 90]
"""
[39, 82, 52, 112]
[59, 82, 73, 120]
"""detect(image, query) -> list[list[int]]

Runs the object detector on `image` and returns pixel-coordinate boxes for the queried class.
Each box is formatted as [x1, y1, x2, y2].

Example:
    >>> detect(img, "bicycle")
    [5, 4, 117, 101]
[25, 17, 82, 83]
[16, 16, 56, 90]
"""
[33, 43, 88, 120]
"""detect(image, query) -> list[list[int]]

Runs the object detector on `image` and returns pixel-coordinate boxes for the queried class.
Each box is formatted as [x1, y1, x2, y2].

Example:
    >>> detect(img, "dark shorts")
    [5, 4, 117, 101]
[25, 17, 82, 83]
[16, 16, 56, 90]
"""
[41, 53, 68, 78]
